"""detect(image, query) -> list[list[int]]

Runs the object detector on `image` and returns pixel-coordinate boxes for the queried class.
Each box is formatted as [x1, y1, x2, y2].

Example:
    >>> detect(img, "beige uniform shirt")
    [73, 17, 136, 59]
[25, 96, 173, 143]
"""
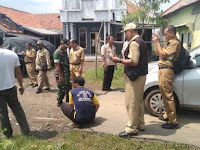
[101, 43, 117, 66]
[158, 39, 181, 67]
[127, 35, 140, 64]
[69, 46, 85, 65]
[35, 48, 51, 70]
[24, 48, 36, 63]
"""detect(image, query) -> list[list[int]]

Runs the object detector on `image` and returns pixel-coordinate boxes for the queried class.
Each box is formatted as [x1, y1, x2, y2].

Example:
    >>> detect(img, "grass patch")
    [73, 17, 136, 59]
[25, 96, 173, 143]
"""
[0, 131, 198, 150]
[83, 65, 124, 89]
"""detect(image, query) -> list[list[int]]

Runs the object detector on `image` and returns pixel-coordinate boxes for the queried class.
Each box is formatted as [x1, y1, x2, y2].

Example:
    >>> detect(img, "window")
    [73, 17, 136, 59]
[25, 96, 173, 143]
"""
[79, 28, 87, 49]
[115, 27, 123, 41]
[181, 33, 184, 45]
[187, 32, 192, 50]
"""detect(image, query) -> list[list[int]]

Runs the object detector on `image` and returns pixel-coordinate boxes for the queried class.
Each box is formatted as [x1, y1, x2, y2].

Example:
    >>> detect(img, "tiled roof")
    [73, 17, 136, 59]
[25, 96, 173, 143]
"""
[162, 0, 199, 16]
[127, 0, 139, 14]
[34, 14, 63, 29]
[0, 5, 62, 31]
[0, 16, 23, 33]
[0, 5, 42, 28]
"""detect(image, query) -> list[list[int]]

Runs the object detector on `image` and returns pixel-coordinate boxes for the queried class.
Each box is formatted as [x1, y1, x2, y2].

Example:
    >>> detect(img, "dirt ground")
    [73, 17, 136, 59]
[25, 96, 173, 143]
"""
[9, 62, 102, 138]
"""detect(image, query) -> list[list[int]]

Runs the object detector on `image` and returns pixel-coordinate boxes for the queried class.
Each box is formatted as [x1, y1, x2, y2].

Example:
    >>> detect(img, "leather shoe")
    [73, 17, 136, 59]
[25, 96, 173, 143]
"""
[32, 84, 38, 88]
[137, 128, 145, 131]
[44, 87, 50, 91]
[158, 116, 169, 122]
[57, 102, 63, 107]
[119, 131, 137, 138]
[161, 123, 178, 129]
[36, 89, 42, 94]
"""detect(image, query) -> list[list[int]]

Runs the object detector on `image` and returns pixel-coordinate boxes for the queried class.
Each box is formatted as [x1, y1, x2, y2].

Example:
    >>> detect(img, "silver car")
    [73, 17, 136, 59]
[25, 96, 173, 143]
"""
[144, 46, 200, 116]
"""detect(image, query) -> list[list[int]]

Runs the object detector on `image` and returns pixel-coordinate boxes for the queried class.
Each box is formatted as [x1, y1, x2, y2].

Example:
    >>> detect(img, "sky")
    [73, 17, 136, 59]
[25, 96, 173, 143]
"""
[0, 0, 178, 14]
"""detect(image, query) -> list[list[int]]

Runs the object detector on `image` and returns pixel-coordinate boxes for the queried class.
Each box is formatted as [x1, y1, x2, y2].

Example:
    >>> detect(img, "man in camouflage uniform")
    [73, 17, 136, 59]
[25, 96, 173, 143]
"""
[54, 39, 71, 107]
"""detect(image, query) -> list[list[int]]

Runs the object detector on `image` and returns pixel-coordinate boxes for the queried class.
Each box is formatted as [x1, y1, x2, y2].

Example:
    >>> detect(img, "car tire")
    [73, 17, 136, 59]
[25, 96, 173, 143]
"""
[145, 88, 178, 117]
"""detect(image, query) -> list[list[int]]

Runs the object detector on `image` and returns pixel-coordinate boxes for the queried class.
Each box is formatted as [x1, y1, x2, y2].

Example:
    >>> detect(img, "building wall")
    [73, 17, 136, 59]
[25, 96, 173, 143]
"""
[166, 2, 200, 49]
[60, 0, 126, 22]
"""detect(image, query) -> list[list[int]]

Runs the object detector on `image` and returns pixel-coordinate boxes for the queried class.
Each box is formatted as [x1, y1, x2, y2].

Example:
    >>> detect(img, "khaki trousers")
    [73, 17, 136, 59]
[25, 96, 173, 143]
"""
[26, 63, 37, 85]
[70, 64, 81, 81]
[37, 70, 50, 90]
[158, 68, 178, 125]
[125, 75, 146, 133]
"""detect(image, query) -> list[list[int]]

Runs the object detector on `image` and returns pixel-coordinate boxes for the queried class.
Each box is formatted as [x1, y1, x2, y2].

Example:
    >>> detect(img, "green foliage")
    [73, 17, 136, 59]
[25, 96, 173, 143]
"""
[83, 65, 124, 89]
[0, 131, 199, 150]
[120, 0, 169, 35]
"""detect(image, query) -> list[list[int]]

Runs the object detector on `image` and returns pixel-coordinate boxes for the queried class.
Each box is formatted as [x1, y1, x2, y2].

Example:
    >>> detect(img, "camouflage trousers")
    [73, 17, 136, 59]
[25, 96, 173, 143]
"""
[57, 78, 72, 104]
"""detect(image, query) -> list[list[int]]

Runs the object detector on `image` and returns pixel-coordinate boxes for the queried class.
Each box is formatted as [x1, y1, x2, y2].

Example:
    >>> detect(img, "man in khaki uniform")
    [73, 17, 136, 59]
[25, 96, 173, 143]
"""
[111, 23, 148, 137]
[35, 40, 51, 94]
[22, 43, 37, 87]
[69, 39, 85, 82]
[152, 25, 181, 129]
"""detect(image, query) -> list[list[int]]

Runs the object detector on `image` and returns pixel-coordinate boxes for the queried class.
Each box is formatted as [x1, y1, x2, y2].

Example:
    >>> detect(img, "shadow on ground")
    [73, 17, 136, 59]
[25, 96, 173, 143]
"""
[31, 130, 58, 140]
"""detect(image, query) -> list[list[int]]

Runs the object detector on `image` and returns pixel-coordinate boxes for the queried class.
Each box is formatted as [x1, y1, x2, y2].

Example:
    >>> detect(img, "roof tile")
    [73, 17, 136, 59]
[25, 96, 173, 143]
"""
[162, 0, 199, 16]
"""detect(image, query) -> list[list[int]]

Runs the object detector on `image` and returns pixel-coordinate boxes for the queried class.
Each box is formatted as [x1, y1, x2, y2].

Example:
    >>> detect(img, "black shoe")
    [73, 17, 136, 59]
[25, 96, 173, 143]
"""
[137, 128, 145, 131]
[32, 84, 38, 88]
[44, 87, 50, 91]
[119, 131, 138, 138]
[161, 123, 178, 129]
[57, 102, 63, 107]
[120, 89, 125, 92]
[36, 89, 42, 94]
[158, 116, 169, 122]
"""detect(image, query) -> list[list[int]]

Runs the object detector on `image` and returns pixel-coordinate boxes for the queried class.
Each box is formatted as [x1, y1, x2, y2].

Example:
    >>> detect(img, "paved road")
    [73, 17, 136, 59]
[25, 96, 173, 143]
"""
[83, 90, 200, 147]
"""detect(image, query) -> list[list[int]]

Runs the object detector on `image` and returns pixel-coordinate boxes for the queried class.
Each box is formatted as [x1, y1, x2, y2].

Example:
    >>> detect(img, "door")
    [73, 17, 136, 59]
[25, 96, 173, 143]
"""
[90, 32, 98, 54]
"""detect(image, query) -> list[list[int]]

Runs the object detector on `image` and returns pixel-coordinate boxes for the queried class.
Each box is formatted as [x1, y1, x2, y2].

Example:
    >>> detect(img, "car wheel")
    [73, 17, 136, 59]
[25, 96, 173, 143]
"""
[145, 88, 178, 117]
[145, 89, 165, 117]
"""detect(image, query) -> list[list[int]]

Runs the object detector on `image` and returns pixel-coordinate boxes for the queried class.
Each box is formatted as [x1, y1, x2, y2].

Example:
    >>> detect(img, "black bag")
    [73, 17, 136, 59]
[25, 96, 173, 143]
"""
[40, 62, 47, 71]
[125, 66, 140, 81]
[173, 41, 190, 74]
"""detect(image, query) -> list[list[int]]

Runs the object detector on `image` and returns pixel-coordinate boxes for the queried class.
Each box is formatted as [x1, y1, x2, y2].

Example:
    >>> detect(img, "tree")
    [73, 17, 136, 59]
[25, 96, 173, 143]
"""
[120, 0, 170, 36]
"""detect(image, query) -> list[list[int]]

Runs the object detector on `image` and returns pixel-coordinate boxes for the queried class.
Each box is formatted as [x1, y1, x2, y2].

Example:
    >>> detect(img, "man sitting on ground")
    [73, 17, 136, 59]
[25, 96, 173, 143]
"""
[61, 76, 100, 128]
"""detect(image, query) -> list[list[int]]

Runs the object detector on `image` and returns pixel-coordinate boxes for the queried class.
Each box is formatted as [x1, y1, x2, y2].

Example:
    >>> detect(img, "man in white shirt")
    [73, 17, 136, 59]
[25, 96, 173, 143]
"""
[0, 37, 30, 138]
[101, 35, 117, 94]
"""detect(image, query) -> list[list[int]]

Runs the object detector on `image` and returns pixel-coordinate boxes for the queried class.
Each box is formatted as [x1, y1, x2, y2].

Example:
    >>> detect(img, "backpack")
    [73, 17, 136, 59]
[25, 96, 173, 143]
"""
[173, 41, 191, 74]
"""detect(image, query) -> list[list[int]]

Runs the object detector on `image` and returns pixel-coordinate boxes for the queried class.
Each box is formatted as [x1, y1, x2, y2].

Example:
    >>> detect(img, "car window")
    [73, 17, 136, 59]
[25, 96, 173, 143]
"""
[194, 55, 200, 67]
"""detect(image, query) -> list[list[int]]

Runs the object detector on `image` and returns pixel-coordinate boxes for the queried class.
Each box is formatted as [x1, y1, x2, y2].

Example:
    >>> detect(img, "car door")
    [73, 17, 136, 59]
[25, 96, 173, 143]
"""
[183, 55, 200, 106]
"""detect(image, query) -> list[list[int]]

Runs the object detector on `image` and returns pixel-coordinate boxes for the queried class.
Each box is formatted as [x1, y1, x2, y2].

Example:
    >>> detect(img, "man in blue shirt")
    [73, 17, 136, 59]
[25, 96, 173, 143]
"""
[61, 76, 100, 128]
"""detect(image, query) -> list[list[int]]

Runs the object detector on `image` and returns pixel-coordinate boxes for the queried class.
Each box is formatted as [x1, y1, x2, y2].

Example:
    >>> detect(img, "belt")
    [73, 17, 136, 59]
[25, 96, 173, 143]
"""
[25, 62, 34, 64]
[159, 66, 173, 69]
[71, 63, 81, 65]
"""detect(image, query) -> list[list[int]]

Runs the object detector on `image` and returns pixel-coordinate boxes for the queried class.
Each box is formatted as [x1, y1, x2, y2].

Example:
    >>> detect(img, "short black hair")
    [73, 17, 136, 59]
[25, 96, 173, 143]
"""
[0, 37, 3, 46]
[106, 35, 113, 42]
[70, 39, 78, 44]
[26, 43, 33, 46]
[61, 39, 70, 46]
[73, 76, 85, 86]
[167, 25, 176, 34]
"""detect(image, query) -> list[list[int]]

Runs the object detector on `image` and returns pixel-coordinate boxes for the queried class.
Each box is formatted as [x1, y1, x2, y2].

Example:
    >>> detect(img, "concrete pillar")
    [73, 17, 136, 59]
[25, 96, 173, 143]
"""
[104, 22, 107, 44]
[70, 23, 74, 38]
[108, 22, 111, 35]
[66, 23, 69, 39]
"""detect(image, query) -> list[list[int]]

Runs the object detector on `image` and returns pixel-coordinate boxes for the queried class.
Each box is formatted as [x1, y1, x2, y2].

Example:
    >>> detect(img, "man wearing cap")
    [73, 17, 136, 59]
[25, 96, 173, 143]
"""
[53, 39, 72, 107]
[35, 40, 51, 94]
[69, 39, 85, 82]
[22, 43, 37, 87]
[111, 23, 148, 137]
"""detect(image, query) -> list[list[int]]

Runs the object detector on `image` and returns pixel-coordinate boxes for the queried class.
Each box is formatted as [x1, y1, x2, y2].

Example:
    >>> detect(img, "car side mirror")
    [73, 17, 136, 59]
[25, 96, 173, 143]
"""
[186, 59, 197, 69]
